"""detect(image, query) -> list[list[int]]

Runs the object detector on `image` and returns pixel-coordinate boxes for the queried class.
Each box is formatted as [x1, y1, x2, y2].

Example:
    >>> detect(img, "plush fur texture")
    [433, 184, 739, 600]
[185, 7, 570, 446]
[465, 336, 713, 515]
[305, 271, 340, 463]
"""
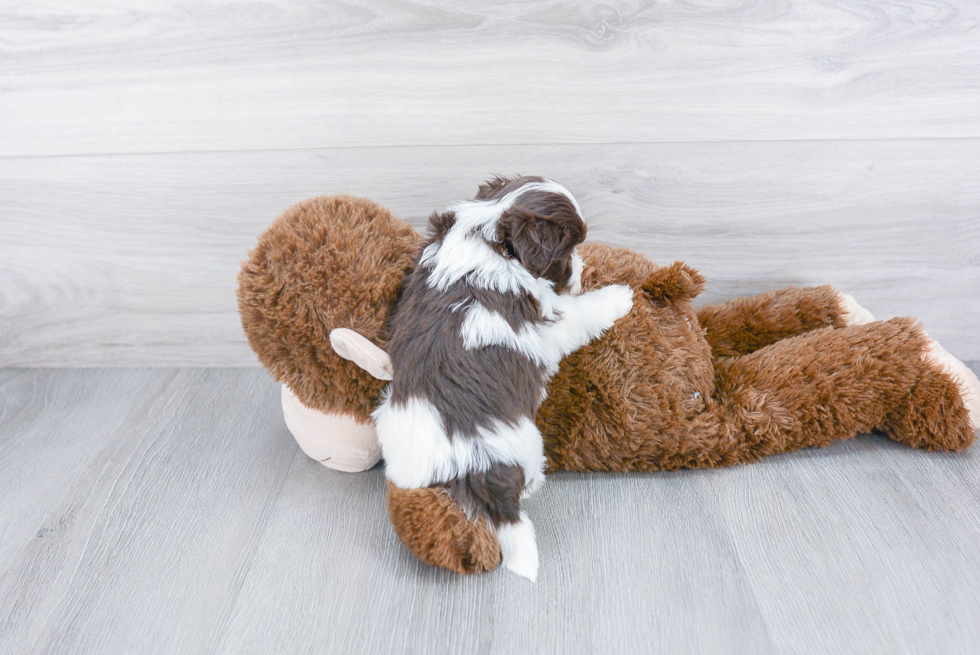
[386, 482, 501, 574]
[540, 247, 975, 473]
[239, 192, 977, 577]
[695, 284, 849, 358]
[237, 195, 423, 418]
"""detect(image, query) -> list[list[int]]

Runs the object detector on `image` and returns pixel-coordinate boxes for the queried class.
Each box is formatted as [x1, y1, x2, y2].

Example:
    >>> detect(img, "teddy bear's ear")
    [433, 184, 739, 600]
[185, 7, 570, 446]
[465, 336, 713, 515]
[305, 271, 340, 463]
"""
[642, 262, 706, 305]
[329, 328, 393, 381]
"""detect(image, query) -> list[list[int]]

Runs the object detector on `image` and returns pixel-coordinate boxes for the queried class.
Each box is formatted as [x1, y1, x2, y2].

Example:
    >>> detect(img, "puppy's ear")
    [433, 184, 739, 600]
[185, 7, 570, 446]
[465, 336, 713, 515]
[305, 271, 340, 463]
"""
[497, 210, 582, 279]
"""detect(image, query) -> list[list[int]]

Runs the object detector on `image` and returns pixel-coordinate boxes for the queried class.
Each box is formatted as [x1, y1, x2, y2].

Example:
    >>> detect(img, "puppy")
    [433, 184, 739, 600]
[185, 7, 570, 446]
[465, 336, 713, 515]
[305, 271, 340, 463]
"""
[373, 176, 634, 580]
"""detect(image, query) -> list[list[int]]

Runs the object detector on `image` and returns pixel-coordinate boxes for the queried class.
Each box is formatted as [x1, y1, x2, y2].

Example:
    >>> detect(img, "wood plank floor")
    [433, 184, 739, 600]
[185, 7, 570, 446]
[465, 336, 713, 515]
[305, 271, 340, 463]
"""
[2, 367, 979, 654]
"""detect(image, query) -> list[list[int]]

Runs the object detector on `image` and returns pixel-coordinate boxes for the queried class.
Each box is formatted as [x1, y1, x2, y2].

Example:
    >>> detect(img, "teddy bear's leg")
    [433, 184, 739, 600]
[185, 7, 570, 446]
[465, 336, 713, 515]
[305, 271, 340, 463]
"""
[707, 317, 976, 465]
[697, 285, 874, 359]
[882, 335, 980, 450]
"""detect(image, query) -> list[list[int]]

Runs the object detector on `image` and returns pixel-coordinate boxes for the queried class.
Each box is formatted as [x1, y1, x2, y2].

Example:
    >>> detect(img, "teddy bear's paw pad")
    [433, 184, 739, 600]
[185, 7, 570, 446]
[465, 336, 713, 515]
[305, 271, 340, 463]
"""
[837, 292, 875, 326]
[923, 338, 980, 433]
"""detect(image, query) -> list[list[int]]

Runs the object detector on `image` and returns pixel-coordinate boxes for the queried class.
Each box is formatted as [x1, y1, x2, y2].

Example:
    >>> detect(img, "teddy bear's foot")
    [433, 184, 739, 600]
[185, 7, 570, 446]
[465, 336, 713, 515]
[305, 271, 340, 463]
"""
[836, 291, 875, 327]
[883, 333, 979, 451]
[922, 337, 980, 435]
[387, 482, 501, 575]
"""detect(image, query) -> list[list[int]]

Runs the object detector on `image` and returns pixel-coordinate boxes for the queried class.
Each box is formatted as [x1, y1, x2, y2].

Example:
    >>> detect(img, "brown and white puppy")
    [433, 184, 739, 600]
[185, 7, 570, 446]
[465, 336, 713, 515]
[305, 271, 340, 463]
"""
[373, 176, 633, 580]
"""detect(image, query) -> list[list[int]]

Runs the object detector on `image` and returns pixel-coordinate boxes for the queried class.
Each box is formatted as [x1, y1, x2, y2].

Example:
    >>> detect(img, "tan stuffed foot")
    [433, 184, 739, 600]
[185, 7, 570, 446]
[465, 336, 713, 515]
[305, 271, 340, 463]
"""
[836, 291, 875, 327]
[922, 337, 980, 434]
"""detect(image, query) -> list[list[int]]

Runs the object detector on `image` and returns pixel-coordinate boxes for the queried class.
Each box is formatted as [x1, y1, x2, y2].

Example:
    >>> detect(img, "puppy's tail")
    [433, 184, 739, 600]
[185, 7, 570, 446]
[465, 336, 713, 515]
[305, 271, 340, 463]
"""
[386, 463, 540, 581]
[445, 463, 540, 582]
[496, 512, 539, 582]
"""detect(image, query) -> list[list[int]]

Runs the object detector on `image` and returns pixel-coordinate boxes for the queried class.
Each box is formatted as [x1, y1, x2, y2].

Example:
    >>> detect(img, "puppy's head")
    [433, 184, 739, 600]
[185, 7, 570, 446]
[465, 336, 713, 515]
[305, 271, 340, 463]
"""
[481, 176, 587, 294]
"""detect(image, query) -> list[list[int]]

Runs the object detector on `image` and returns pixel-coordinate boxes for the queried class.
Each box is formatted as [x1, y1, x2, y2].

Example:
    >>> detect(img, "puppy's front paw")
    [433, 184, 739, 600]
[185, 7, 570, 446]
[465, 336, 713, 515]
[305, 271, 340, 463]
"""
[596, 284, 634, 325]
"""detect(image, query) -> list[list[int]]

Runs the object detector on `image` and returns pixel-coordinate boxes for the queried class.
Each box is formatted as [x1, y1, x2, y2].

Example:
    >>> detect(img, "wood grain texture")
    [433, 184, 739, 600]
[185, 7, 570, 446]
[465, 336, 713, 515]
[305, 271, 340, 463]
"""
[1, 140, 978, 366]
[1, 367, 979, 654]
[2, 0, 980, 156]
[711, 439, 980, 655]
[0, 369, 162, 569]
[0, 369, 296, 654]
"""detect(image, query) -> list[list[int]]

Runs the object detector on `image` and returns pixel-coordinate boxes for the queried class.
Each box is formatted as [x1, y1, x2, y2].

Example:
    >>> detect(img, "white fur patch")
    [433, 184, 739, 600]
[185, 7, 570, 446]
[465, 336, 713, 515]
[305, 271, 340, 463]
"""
[458, 304, 551, 368]
[568, 250, 584, 296]
[497, 512, 539, 582]
[372, 392, 547, 491]
[420, 180, 582, 294]
[458, 284, 634, 375]
[420, 233, 536, 296]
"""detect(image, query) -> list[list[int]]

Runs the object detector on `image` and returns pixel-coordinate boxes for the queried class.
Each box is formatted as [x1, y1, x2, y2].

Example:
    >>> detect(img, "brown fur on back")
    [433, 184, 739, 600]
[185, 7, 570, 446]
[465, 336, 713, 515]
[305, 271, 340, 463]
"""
[386, 264, 546, 441]
[237, 195, 423, 419]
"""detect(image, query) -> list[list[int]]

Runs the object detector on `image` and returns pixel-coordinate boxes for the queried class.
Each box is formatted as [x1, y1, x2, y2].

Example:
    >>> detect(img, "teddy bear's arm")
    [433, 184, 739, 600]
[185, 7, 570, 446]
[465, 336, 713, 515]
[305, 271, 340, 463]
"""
[696, 285, 860, 359]
[329, 328, 393, 380]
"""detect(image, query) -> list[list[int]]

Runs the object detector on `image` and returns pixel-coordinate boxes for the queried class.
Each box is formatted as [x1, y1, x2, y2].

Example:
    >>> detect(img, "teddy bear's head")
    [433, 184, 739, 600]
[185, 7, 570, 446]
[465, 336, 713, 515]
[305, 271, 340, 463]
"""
[237, 195, 423, 471]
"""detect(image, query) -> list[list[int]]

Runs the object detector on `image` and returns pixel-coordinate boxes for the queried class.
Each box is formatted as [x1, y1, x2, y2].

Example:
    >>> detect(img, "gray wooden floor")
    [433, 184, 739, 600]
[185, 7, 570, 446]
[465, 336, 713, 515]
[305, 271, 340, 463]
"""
[2, 367, 979, 655]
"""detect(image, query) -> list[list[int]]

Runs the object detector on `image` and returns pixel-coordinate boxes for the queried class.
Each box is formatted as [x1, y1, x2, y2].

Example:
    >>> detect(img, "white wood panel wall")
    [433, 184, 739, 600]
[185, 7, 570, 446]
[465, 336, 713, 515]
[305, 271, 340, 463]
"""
[1, 1, 978, 365]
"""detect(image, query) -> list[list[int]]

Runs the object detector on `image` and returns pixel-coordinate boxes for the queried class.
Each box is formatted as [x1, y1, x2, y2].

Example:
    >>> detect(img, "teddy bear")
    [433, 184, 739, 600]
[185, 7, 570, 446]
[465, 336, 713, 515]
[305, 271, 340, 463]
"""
[237, 192, 979, 577]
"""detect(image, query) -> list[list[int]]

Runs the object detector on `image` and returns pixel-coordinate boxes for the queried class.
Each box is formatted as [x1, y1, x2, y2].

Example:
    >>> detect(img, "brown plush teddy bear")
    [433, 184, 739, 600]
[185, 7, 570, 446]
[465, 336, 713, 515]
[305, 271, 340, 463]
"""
[237, 192, 979, 578]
